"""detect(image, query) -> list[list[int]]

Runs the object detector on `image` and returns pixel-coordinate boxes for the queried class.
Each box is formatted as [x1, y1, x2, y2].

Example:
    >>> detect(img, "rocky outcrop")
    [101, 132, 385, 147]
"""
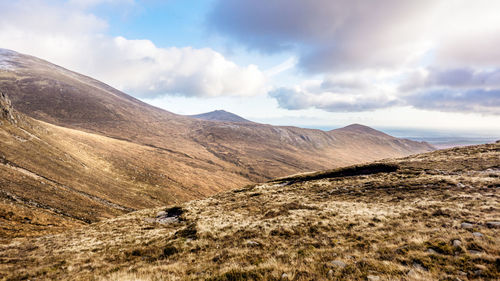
[0, 92, 17, 124]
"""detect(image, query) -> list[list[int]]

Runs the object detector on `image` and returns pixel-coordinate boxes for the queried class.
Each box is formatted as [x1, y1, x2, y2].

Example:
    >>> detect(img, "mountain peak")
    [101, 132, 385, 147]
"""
[333, 123, 388, 136]
[188, 110, 252, 123]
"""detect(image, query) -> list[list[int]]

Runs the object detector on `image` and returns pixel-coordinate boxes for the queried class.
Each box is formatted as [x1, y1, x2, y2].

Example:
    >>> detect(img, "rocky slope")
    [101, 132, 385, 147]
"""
[0, 143, 498, 280]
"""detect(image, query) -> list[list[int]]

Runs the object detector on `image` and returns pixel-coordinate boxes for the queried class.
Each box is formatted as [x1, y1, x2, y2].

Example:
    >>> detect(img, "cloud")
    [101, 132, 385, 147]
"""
[405, 89, 500, 115]
[269, 87, 398, 112]
[264, 57, 297, 77]
[0, 0, 266, 98]
[397, 68, 500, 114]
[209, 0, 436, 73]
[269, 75, 399, 112]
[106, 37, 266, 97]
[210, 0, 500, 73]
[212, 0, 500, 115]
[268, 67, 500, 115]
[401, 68, 500, 91]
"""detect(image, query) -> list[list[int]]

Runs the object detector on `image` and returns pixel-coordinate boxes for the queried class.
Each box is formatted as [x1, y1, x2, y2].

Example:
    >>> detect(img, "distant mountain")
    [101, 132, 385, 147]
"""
[188, 110, 252, 123]
[0, 49, 434, 240]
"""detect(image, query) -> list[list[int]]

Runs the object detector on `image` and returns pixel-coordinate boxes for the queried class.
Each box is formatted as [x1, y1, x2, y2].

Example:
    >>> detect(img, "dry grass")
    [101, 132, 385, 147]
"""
[0, 82, 434, 243]
[0, 143, 498, 280]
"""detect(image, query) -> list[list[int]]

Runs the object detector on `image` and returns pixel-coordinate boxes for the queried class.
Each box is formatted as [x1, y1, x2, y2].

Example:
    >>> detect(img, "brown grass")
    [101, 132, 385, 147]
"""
[0, 143, 498, 280]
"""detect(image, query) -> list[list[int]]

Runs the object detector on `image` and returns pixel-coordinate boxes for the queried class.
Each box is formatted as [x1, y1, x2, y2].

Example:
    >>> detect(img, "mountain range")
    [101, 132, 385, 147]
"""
[0, 48, 434, 241]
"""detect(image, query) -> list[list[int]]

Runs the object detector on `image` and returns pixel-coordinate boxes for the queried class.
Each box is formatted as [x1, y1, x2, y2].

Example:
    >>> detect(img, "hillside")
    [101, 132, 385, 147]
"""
[0, 93, 250, 242]
[0, 49, 433, 181]
[0, 143, 498, 280]
[0, 48, 434, 240]
[188, 110, 252, 123]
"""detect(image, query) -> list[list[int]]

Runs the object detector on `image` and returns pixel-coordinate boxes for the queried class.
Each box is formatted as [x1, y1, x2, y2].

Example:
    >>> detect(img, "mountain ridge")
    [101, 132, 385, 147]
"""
[0, 49, 435, 241]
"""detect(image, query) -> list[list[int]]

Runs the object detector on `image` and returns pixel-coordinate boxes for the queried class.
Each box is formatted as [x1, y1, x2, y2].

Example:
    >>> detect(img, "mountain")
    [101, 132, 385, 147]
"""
[0, 92, 243, 241]
[0, 143, 498, 280]
[0, 49, 434, 239]
[188, 110, 252, 123]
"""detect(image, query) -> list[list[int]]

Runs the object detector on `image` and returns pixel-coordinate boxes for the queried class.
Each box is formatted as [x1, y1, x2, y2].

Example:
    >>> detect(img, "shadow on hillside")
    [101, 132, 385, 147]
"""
[272, 162, 399, 185]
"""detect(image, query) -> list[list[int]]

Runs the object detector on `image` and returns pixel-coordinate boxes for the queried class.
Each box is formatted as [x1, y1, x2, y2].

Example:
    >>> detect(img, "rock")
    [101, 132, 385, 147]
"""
[456, 183, 465, 188]
[461, 222, 474, 229]
[330, 260, 347, 268]
[156, 206, 185, 224]
[281, 273, 288, 279]
[327, 269, 334, 278]
[452, 240, 462, 247]
[427, 248, 438, 254]
[472, 232, 483, 237]
[246, 240, 260, 247]
[468, 250, 482, 255]
[407, 269, 418, 277]
[486, 221, 500, 228]
[0, 92, 17, 124]
[156, 216, 179, 224]
[413, 262, 426, 271]
[367, 275, 380, 281]
[156, 211, 167, 217]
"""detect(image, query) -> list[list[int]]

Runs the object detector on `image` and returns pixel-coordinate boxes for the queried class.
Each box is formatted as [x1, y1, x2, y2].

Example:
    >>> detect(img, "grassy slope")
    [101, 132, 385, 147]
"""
[0, 143, 498, 280]
[0, 112, 250, 242]
[0, 49, 436, 242]
[0, 49, 434, 182]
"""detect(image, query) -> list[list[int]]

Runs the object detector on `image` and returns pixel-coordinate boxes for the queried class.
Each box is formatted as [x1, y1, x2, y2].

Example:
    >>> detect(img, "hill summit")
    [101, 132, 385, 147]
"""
[188, 110, 252, 123]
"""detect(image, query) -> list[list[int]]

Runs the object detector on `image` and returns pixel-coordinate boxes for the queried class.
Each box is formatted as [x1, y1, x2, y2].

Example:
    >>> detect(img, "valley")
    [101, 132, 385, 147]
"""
[0, 49, 434, 242]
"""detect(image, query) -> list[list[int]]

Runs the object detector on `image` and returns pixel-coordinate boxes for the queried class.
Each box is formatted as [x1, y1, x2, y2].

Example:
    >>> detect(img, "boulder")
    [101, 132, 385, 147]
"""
[460, 222, 474, 229]
[330, 260, 347, 268]
[246, 241, 260, 247]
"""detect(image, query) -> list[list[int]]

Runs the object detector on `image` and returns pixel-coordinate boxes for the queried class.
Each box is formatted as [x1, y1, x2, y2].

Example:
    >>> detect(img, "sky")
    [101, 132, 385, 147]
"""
[0, 0, 499, 136]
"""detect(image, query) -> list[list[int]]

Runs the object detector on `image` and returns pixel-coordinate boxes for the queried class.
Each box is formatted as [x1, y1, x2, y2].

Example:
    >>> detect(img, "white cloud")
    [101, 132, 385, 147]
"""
[432, 0, 500, 68]
[264, 57, 297, 77]
[269, 73, 400, 112]
[210, 0, 437, 72]
[0, 0, 266, 98]
[212, 0, 500, 115]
